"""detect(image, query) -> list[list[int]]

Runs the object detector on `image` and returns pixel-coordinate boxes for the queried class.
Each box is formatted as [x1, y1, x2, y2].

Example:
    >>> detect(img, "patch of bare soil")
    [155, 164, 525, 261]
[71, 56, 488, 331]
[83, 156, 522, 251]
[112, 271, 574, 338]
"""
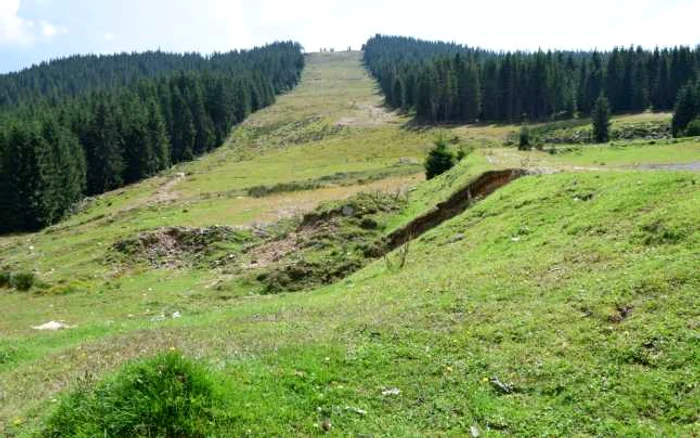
[151, 172, 186, 203]
[336, 102, 399, 127]
[110, 226, 247, 269]
[245, 191, 404, 293]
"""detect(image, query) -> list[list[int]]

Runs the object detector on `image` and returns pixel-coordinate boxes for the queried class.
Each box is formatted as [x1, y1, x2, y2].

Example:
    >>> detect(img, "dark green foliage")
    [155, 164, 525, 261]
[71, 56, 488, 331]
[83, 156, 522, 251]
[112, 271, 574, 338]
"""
[684, 118, 700, 136]
[0, 270, 10, 288]
[364, 35, 700, 123]
[519, 126, 532, 150]
[9, 272, 36, 291]
[455, 145, 471, 162]
[671, 82, 699, 137]
[42, 352, 225, 438]
[592, 95, 611, 143]
[0, 42, 304, 233]
[424, 137, 455, 180]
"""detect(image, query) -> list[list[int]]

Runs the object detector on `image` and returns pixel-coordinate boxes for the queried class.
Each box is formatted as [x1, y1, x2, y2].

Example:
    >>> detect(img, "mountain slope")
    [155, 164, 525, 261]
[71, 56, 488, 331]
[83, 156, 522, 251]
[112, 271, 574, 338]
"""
[0, 52, 699, 436]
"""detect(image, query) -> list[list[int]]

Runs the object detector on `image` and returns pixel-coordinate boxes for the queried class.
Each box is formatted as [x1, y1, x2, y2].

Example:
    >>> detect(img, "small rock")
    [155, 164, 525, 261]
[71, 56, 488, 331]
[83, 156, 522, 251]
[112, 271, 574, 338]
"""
[489, 377, 513, 394]
[32, 321, 73, 331]
[172, 311, 182, 319]
[449, 233, 465, 243]
[345, 406, 367, 416]
[470, 425, 480, 437]
[321, 419, 332, 432]
[382, 387, 401, 396]
[341, 205, 355, 216]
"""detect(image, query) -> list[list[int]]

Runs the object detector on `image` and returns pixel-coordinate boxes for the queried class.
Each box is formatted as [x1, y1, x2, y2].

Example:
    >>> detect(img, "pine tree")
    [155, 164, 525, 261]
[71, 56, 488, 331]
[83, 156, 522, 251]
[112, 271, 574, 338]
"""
[672, 83, 698, 137]
[458, 60, 481, 121]
[170, 85, 195, 163]
[41, 117, 85, 217]
[424, 136, 455, 180]
[592, 95, 611, 143]
[146, 98, 171, 171]
[83, 101, 125, 194]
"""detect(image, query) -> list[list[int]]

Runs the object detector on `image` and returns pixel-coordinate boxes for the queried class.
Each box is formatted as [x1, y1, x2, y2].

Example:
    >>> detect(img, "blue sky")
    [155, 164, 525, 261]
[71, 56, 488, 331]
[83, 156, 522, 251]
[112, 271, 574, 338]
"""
[1, 0, 699, 73]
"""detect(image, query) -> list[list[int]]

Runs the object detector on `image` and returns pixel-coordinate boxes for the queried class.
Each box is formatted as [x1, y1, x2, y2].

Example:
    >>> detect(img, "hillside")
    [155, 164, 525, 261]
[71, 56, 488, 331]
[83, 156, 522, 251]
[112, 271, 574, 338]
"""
[1, 52, 699, 436]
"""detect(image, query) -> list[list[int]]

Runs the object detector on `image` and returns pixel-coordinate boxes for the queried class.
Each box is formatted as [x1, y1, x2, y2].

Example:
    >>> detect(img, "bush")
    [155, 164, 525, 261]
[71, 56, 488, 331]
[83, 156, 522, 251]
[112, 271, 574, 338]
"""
[42, 352, 226, 438]
[455, 145, 473, 161]
[518, 126, 531, 150]
[10, 272, 35, 291]
[424, 137, 455, 180]
[0, 271, 10, 288]
[684, 118, 700, 137]
[592, 95, 611, 143]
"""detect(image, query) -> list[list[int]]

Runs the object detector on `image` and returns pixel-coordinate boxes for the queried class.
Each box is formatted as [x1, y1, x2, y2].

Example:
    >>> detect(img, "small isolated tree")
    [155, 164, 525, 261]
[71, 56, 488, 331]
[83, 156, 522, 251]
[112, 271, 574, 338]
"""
[592, 94, 611, 143]
[671, 83, 698, 137]
[518, 126, 532, 150]
[424, 137, 455, 180]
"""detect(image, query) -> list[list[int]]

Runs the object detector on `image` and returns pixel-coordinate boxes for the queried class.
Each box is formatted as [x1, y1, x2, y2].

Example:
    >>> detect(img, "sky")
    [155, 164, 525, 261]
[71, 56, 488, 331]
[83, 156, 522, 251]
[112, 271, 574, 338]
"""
[1, 0, 699, 73]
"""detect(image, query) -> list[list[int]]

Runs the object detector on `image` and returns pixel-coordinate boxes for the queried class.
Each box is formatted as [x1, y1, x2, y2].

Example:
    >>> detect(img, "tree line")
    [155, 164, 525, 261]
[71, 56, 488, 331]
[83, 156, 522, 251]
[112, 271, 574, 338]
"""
[0, 42, 304, 233]
[363, 35, 699, 125]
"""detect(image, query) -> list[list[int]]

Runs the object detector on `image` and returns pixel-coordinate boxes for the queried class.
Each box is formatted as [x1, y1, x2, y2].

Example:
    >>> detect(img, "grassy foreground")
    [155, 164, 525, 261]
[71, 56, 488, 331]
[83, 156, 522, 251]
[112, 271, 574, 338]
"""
[1, 52, 699, 436]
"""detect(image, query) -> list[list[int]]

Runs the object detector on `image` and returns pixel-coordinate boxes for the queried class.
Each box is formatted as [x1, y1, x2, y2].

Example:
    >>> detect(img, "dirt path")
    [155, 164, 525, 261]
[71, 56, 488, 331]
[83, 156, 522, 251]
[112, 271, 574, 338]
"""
[151, 173, 185, 203]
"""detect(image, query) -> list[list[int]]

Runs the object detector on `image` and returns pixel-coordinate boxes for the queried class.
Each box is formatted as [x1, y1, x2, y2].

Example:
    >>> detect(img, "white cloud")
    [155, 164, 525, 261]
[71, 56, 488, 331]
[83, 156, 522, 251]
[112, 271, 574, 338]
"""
[40, 19, 66, 38]
[0, 0, 34, 45]
[104, 32, 116, 42]
[0, 0, 67, 45]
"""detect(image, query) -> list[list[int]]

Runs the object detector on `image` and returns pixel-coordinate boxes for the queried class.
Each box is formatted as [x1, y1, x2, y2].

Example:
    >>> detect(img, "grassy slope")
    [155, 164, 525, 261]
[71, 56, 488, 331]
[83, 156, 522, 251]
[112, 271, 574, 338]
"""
[1, 53, 699, 436]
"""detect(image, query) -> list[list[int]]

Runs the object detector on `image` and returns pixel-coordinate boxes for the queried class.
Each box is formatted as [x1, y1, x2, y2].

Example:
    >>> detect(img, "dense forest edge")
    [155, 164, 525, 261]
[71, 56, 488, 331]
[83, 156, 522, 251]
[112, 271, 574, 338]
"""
[0, 42, 304, 233]
[362, 35, 700, 135]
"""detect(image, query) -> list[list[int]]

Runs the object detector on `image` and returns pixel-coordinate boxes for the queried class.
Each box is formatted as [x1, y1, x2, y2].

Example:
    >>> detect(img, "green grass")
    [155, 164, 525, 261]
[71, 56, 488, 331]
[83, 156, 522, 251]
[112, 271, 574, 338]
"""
[1, 52, 699, 437]
[41, 352, 226, 437]
[545, 138, 700, 167]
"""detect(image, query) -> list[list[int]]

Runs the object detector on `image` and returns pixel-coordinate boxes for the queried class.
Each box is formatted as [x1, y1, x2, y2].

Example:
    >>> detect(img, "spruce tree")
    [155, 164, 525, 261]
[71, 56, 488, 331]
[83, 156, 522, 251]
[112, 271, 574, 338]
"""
[424, 137, 455, 180]
[592, 95, 611, 143]
[83, 101, 125, 194]
[672, 83, 698, 137]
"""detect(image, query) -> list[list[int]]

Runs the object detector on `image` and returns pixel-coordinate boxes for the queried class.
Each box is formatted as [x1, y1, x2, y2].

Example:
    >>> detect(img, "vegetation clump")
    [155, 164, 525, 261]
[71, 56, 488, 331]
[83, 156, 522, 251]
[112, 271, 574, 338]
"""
[671, 82, 699, 137]
[518, 126, 532, 150]
[0, 270, 37, 291]
[424, 137, 456, 180]
[592, 95, 611, 143]
[41, 352, 226, 438]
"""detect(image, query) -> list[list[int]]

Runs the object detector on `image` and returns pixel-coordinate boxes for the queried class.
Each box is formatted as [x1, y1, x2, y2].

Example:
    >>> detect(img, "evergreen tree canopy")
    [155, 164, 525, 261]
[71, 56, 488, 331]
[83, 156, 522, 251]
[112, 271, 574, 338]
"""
[363, 35, 700, 124]
[0, 42, 304, 233]
[424, 137, 456, 180]
[592, 95, 612, 143]
[671, 82, 699, 137]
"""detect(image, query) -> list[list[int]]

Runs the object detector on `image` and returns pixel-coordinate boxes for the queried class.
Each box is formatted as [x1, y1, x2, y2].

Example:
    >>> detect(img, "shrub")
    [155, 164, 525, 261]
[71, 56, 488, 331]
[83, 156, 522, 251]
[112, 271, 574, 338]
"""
[424, 137, 455, 180]
[455, 145, 473, 161]
[518, 126, 531, 150]
[0, 271, 10, 288]
[42, 352, 226, 438]
[684, 118, 700, 137]
[10, 272, 35, 291]
[592, 95, 611, 143]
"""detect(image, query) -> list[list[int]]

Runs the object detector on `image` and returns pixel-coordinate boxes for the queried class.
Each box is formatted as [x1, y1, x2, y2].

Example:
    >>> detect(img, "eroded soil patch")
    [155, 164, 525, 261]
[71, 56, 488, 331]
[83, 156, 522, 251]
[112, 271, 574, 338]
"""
[247, 191, 405, 293]
[110, 226, 252, 269]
